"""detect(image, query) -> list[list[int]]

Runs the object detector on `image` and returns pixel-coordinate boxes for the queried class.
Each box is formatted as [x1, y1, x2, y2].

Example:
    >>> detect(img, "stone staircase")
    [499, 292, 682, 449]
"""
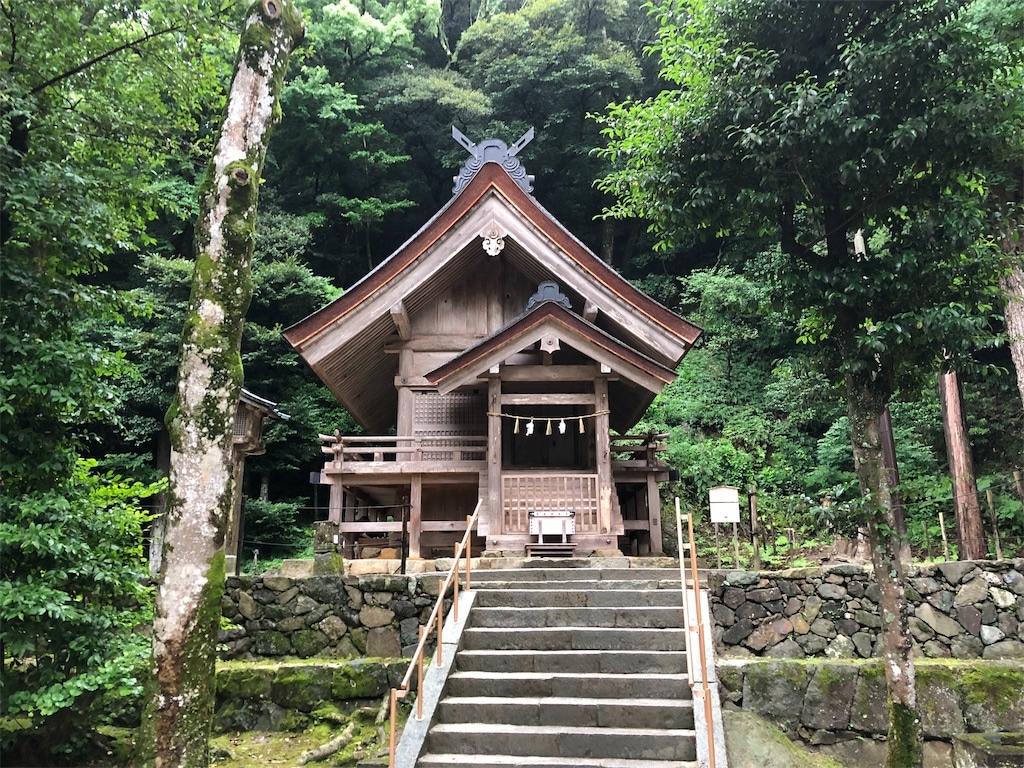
[413, 566, 699, 767]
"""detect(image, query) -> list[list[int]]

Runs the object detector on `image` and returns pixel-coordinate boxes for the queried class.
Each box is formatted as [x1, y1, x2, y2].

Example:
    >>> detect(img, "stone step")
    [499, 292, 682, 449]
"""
[473, 589, 682, 609]
[438, 696, 695, 729]
[416, 754, 698, 768]
[472, 579, 682, 592]
[455, 649, 688, 675]
[462, 626, 687, 652]
[424, 723, 697, 762]
[471, 567, 682, 582]
[470, 606, 684, 629]
[445, 671, 689, 700]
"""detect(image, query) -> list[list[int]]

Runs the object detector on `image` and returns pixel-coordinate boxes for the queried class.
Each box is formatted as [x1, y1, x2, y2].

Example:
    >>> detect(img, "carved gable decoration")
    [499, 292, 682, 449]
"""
[526, 281, 572, 312]
[452, 126, 535, 196]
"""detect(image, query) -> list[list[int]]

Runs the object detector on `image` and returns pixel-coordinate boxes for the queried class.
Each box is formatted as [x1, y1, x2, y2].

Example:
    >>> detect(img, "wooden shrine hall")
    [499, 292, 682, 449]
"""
[283, 128, 702, 559]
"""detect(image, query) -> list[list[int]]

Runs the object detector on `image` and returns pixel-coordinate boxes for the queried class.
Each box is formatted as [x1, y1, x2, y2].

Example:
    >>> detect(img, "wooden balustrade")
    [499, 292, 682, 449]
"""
[319, 433, 487, 471]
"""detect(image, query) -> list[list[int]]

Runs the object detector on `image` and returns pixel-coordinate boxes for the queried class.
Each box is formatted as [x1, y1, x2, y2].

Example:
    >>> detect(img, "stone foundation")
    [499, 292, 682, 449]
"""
[213, 658, 405, 733]
[708, 560, 1024, 659]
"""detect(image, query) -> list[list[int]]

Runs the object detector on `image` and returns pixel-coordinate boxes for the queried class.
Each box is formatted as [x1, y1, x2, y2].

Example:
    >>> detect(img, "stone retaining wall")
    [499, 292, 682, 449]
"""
[219, 573, 449, 660]
[718, 659, 1024, 765]
[214, 659, 405, 733]
[708, 559, 1024, 659]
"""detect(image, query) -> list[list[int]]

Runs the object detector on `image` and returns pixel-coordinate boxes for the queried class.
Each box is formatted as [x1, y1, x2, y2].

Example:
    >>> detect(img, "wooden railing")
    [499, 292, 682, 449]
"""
[388, 500, 481, 768]
[676, 496, 717, 768]
[502, 473, 599, 532]
[320, 433, 487, 467]
[610, 433, 669, 465]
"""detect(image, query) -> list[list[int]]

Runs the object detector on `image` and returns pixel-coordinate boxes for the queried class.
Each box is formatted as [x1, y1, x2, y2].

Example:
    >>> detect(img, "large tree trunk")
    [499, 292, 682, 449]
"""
[1001, 263, 1024, 410]
[139, 3, 303, 766]
[938, 370, 987, 560]
[846, 378, 922, 768]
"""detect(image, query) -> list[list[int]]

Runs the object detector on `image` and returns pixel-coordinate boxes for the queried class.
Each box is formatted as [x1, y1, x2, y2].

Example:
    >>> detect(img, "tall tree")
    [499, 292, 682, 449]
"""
[597, 1, 1020, 764]
[1, 0, 229, 760]
[138, 1, 304, 764]
[455, 0, 643, 252]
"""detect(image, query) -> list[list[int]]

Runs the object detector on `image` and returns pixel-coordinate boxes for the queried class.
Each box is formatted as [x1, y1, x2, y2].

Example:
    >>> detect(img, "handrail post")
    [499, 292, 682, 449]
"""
[435, 598, 443, 666]
[453, 542, 460, 624]
[416, 625, 425, 720]
[387, 499, 480, 767]
[688, 508, 715, 768]
[675, 498, 695, 686]
[676, 496, 717, 768]
[388, 688, 398, 768]
[465, 514, 472, 591]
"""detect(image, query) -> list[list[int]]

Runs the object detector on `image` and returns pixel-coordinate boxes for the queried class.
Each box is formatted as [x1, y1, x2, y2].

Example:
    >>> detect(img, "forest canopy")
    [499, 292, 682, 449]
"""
[1, 0, 1022, 762]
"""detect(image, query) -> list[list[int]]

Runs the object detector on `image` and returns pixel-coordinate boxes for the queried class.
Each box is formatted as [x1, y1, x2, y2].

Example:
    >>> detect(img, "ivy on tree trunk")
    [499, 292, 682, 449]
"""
[139, 2, 303, 765]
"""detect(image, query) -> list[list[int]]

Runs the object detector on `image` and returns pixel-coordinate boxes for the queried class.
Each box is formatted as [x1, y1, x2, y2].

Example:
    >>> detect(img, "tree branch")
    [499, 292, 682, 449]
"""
[29, 24, 183, 96]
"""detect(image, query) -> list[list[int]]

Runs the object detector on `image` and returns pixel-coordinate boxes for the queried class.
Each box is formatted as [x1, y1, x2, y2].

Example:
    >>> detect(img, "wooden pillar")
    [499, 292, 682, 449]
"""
[646, 473, 662, 554]
[328, 475, 344, 523]
[594, 377, 612, 537]
[488, 376, 503, 539]
[339, 486, 355, 557]
[397, 349, 414, 436]
[223, 450, 246, 575]
[409, 474, 422, 560]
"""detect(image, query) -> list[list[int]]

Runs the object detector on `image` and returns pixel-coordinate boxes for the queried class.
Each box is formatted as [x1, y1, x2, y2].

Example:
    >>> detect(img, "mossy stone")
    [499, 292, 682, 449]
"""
[292, 629, 328, 658]
[961, 663, 1024, 732]
[850, 662, 888, 734]
[743, 661, 811, 729]
[917, 664, 964, 738]
[802, 663, 857, 730]
[216, 666, 272, 699]
[270, 666, 331, 712]
[330, 660, 392, 700]
[252, 630, 291, 656]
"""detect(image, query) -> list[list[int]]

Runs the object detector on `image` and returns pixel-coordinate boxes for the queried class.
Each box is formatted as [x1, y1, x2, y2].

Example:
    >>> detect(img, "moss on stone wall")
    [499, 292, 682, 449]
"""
[961, 666, 1024, 712]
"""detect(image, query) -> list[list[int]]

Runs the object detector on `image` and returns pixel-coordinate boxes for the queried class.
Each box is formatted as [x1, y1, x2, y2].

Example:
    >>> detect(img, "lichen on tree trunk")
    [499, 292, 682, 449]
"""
[846, 376, 923, 768]
[139, 2, 303, 766]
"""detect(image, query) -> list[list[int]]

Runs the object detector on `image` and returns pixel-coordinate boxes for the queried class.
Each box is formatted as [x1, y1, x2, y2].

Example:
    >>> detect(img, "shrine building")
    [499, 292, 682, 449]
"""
[283, 129, 702, 560]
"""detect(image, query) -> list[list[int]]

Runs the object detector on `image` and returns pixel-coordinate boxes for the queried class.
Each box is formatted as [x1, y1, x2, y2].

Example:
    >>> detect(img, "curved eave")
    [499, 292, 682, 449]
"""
[283, 163, 702, 356]
[426, 301, 676, 395]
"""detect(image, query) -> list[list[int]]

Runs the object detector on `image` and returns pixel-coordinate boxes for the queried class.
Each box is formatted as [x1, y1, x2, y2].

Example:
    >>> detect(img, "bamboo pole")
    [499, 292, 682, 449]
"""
[939, 510, 950, 561]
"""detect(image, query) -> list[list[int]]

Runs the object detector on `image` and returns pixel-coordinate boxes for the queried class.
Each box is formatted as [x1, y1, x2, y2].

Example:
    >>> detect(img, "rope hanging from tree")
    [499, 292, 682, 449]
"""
[486, 409, 610, 436]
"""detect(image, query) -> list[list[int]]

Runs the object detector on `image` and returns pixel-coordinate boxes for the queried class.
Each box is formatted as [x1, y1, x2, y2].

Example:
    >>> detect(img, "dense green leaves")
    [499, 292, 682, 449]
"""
[0, 461, 158, 759]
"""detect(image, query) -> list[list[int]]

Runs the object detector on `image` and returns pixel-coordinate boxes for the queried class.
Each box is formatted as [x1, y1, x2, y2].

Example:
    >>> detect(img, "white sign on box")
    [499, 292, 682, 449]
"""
[709, 485, 740, 523]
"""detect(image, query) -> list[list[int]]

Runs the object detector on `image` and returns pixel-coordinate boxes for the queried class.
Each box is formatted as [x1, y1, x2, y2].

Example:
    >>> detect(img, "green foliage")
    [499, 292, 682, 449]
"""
[455, 0, 644, 249]
[241, 498, 310, 561]
[0, 461, 158, 760]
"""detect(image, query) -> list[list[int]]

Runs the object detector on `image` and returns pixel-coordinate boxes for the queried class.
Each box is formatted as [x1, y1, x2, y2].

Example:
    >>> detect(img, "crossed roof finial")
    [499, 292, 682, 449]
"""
[451, 126, 535, 196]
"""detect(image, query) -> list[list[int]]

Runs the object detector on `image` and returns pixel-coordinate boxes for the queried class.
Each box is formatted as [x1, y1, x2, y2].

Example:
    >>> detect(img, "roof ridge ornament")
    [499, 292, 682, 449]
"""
[452, 125, 535, 196]
[526, 280, 572, 312]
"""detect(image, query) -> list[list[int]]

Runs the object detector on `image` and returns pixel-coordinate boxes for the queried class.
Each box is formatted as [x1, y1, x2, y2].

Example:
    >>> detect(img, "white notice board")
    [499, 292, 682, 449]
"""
[709, 485, 741, 523]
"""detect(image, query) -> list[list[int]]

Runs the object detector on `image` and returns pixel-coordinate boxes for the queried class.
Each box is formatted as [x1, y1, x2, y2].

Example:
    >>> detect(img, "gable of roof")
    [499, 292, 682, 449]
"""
[426, 300, 677, 395]
[283, 162, 702, 432]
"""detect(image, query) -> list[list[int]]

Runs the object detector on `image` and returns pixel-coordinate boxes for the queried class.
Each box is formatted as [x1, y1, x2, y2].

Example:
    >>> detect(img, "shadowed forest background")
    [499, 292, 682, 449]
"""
[2, 0, 1022, 763]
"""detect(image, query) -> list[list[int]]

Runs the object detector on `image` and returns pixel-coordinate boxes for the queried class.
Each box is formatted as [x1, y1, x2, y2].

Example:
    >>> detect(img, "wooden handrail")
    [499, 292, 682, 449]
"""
[388, 499, 481, 768]
[676, 496, 716, 768]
